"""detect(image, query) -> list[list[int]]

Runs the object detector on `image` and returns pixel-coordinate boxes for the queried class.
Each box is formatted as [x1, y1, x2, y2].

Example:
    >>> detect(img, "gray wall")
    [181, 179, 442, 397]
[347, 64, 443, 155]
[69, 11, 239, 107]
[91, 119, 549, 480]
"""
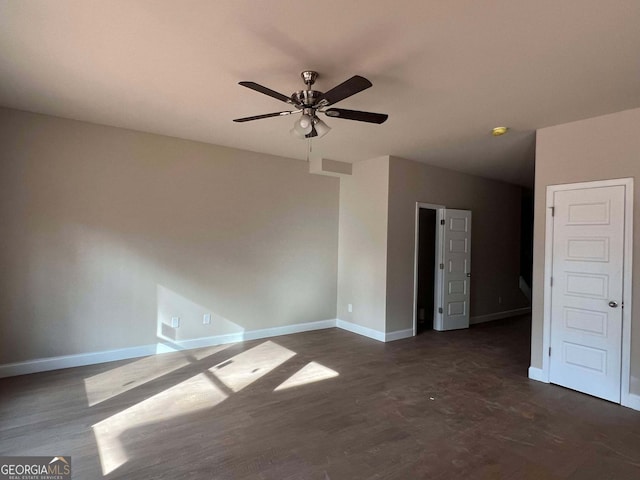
[0, 108, 339, 364]
[337, 155, 528, 335]
[386, 156, 528, 332]
[532, 107, 640, 395]
[336, 156, 389, 331]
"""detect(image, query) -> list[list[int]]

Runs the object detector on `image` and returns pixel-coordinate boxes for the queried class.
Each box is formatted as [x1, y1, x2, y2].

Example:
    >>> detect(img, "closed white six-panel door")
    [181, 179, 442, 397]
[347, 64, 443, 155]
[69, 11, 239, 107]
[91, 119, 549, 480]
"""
[549, 185, 625, 402]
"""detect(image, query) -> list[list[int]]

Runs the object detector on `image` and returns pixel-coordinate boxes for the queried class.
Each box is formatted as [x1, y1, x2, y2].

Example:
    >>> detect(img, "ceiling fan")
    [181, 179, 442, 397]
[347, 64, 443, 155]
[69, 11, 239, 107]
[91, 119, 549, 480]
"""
[233, 71, 388, 139]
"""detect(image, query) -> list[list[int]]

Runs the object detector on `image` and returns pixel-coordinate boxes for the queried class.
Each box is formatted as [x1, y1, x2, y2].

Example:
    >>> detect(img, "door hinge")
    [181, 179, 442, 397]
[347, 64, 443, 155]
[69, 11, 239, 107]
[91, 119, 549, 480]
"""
[550, 206, 555, 217]
[439, 263, 444, 270]
[438, 307, 443, 314]
[549, 347, 552, 356]
[440, 219, 445, 225]
[550, 276, 553, 287]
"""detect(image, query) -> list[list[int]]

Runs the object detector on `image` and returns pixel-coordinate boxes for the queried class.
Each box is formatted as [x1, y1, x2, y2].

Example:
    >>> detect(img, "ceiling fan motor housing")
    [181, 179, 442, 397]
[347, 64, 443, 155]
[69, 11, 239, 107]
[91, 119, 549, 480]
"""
[293, 71, 323, 108]
[292, 90, 323, 108]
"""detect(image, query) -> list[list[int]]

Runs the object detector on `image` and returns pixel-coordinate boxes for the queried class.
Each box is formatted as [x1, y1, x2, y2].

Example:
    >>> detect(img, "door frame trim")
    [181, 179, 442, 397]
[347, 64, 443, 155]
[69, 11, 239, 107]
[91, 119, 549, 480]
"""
[413, 202, 446, 336]
[542, 178, 634, 407]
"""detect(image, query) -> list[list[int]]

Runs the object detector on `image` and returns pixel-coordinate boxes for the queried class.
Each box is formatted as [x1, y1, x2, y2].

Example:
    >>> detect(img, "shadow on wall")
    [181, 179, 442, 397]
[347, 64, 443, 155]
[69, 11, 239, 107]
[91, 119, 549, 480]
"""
[156, 284, 244, 345]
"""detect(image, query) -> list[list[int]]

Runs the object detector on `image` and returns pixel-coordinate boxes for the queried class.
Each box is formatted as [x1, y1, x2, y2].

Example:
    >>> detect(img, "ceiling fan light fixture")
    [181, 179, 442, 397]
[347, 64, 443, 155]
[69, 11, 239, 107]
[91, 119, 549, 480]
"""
[299, 114, 312, 128]
[313, 118, 331, 138]
[294, 114, 313, 135]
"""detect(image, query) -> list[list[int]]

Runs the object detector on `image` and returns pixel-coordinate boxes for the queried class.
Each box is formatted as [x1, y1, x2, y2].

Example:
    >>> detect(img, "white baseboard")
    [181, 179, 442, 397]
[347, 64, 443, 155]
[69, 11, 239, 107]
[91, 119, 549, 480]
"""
[174, 319, 337, 350]
[622, 393, 640, 412]
[0, 344, 164, 379]
[0, 319, 337, 379]
[241, 319, 336, 341]
[335, 319, 385, 342]
[519, 276, 532, 302]
[529, 369, 640, 412]
[335, 320, 413, 343]
[470, 307, 532, 325]
[528, 366, 549, 383]
[385, 328, 414, 342]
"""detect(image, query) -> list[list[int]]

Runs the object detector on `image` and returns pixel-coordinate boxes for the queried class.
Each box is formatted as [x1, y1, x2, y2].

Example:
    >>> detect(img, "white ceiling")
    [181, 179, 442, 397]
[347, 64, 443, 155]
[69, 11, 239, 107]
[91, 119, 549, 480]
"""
[1, 1, 639, 187]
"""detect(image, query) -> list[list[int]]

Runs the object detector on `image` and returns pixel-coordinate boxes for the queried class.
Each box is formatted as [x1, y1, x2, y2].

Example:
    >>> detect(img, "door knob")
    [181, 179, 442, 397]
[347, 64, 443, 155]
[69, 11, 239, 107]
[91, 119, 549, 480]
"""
[608, 301, 618, 308]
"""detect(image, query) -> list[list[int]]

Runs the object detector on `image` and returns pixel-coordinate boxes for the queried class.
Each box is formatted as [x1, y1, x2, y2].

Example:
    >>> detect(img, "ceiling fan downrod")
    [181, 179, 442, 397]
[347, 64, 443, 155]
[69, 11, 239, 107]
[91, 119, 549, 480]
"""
[292, 71, 323, 110]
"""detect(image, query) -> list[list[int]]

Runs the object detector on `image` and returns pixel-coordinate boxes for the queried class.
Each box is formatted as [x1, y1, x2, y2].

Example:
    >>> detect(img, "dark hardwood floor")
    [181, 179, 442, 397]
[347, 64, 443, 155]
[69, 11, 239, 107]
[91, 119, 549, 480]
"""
[1, 315, 639, 479]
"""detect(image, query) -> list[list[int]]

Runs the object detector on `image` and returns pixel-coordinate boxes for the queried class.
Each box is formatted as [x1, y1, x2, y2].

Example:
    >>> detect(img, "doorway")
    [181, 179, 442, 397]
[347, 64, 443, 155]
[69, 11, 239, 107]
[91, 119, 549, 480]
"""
[416, 208, 438, 333]
[413, 203, 473, 334]
[542, 178, 633, 405]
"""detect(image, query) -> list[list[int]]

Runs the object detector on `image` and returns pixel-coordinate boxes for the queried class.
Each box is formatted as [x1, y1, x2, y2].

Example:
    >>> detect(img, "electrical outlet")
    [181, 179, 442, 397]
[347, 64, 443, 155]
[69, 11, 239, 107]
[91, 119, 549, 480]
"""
[348, 304, 353, 313]
[203, 313, 211, 325]
[171, 316, 180, 328]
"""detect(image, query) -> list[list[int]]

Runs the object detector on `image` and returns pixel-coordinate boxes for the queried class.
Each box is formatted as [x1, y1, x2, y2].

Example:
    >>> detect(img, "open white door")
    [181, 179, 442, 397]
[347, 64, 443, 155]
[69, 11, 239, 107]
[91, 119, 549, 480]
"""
[437, 209, 472, 331]
[549, 185, 625, 402]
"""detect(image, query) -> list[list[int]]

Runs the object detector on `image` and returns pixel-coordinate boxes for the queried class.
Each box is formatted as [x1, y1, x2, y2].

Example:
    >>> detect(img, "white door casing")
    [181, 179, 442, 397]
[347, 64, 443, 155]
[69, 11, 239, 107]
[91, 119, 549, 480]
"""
[549, 185, 625, 402]
[438, 209, 472, 331]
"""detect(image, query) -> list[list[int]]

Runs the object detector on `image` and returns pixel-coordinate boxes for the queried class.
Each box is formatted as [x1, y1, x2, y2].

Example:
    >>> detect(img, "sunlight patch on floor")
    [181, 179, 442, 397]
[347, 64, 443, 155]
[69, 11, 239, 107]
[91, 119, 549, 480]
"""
[92, 341, 296, 475]
[274, 361, 339, 391]
[83, 345, 230, 406]
[210, 340, 296, 392]
[92, 372, 227, 475]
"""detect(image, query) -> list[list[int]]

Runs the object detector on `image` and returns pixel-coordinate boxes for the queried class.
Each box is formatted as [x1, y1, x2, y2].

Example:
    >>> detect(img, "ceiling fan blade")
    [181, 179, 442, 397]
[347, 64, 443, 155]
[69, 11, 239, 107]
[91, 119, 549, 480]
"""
[305, 126, 318, 138]
[318, 75, 372, 105]
[233, 111, 294, 122]
[238, 81, 293, 104]
[324, 108, 388, 124]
